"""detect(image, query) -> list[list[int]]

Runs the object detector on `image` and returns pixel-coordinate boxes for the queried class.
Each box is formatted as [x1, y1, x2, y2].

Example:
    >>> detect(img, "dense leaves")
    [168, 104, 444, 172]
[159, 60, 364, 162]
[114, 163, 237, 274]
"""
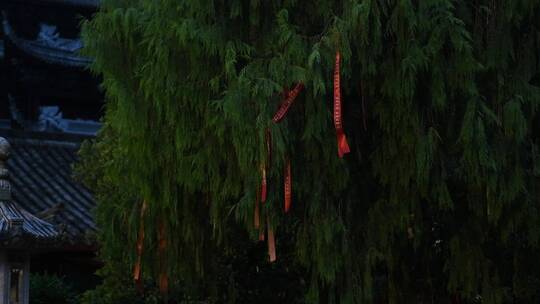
[80, 0, 540, 303]
[30, 274, 77, 304]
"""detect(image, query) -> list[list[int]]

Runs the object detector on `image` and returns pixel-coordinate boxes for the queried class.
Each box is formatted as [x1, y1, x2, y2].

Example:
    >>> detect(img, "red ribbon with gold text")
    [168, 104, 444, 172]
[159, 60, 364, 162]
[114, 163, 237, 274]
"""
[255, 129, 271, 229]
[258, 83, 303, 262]
[284, 159, 292, 213]
[334, 51, 350, 158]
[272, 83, 304, 123]
[133, 201, 148, 292]
[272, 85, 297, 214]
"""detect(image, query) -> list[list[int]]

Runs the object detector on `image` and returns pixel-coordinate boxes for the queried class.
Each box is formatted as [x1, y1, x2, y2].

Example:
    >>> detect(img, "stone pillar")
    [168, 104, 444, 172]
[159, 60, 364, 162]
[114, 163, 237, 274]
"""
[0, 252, 31, 304]
[0, 250, 8, 304]
[21, 254, 30, 304]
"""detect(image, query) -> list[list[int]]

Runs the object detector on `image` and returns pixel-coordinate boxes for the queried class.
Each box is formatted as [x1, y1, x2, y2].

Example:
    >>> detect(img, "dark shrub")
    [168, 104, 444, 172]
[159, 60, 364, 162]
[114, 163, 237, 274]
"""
[30, 273, 77, 304]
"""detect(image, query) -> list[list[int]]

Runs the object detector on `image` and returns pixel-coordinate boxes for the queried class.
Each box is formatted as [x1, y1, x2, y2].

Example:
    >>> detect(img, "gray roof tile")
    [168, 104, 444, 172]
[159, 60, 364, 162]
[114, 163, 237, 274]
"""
[1, 132, 97, 245]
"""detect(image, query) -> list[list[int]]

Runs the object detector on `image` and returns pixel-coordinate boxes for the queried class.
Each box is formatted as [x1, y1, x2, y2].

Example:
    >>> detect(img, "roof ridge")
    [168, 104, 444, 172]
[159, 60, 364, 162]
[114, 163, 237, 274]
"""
[0, 129, 93, 148]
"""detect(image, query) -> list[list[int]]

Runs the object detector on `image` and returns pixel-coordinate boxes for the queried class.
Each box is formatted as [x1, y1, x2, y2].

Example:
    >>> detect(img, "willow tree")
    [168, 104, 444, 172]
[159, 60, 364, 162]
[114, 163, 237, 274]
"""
[80, 0, 540, 303]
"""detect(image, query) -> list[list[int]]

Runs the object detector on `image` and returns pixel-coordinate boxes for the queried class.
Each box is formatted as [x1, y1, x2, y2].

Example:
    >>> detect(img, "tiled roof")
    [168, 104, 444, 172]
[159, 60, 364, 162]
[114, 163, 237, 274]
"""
[0, 136, 59, 248]
[0, 201, 58, 243]
[2, 17, 92, 68]
[0, 130, 96, 246]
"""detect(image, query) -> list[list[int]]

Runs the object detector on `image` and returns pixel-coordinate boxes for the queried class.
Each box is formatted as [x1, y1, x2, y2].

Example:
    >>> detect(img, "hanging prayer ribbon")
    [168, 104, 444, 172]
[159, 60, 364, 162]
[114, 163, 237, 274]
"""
[272, 83, 304, 123]
[282, 86, 291, 100]
[254, 194, 260, 229]
[133, 200, 148, 292]
[267, 216, 277, 262]
[158, 221, 168, 297]
[261, 165, 267, 203]
[256, 129, 271, 229]
[262, 128, 272, 204]
[334, 51, 350, 158]
[266, 128, 272, 167]
[259, 224, 265, 241]
[284, 159, 292, 213]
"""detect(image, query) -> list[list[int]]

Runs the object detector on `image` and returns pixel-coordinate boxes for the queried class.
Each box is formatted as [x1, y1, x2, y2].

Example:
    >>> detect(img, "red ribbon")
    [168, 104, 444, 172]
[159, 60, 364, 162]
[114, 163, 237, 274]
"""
[254, 194, 260, 229]
[334, 51, 350, 158]
[259, 224, 265, 241]
[261, 129, 272, 204]
[256, 128, 272, 237]
[272, 83, 304, 123]
[284, 159, 292, 213]
[260, 166, 267, 203]
[265, 128, 272, 167]
[256, 128, 271, 228]
[267, 216, 277, 262]
[281, 87, 291, 100]
[133, 201, 148, 292]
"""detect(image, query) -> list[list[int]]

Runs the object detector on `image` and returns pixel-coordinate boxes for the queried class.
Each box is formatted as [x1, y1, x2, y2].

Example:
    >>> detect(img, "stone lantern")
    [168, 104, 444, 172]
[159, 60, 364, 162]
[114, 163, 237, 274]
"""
[0, 137, 58, 304]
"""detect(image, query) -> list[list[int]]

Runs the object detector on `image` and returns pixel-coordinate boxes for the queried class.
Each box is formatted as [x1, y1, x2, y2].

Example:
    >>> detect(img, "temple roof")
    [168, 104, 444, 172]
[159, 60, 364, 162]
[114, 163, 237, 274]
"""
[2, 15, 93, 68]
[0, 130, 97, 247]
[0, 137, 59, 248]
[0, 201, 58, 240]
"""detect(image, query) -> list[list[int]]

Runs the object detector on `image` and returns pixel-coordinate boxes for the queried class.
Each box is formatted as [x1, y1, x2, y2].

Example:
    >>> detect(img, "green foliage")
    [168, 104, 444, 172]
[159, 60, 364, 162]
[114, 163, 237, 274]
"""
[29, 273, 77, 304]
[79, 269, 159, 304]
[79, 0, 540, 303]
